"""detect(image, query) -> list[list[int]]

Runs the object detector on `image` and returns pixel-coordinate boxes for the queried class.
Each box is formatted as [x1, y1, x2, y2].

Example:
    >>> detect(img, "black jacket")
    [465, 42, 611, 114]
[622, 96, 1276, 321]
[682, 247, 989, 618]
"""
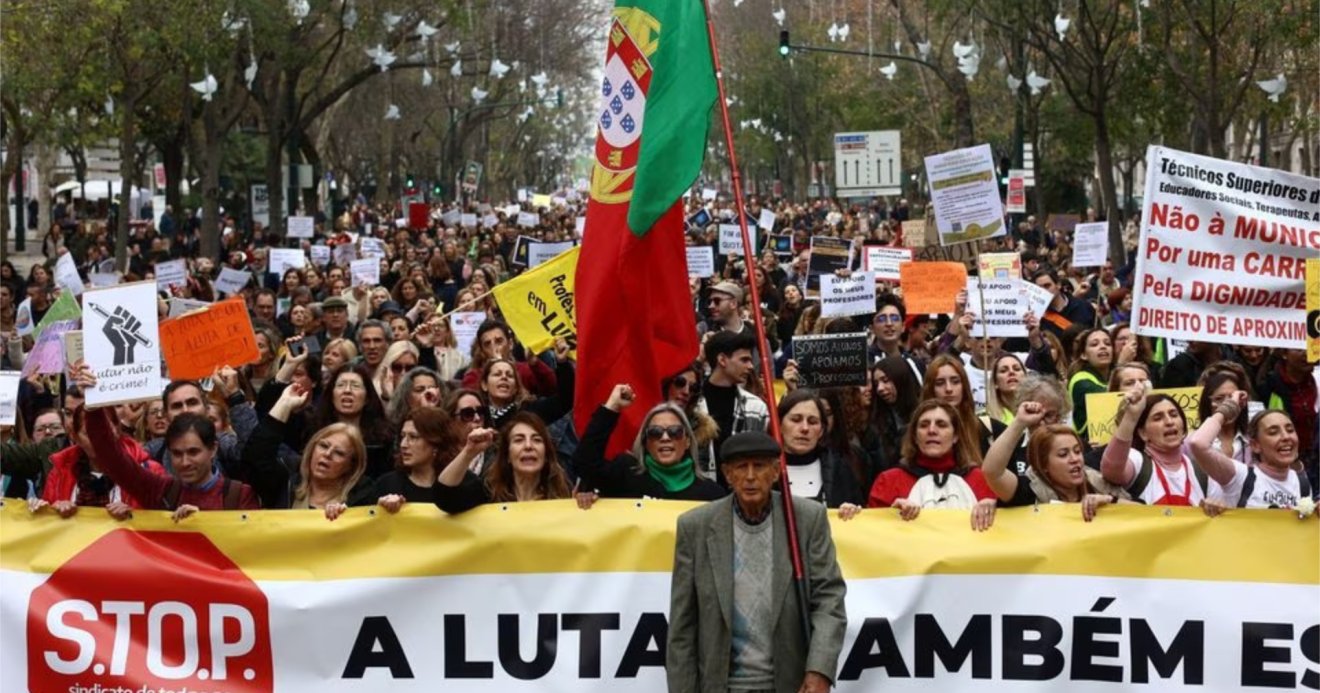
[573, 407, 727, 501]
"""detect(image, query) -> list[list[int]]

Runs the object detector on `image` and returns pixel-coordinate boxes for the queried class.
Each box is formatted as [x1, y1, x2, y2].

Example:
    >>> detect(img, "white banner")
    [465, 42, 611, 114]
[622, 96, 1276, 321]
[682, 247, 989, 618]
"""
[1072, 222, 1110, 268]
[1131, 146, 1319, 349]
[81, 282, 163, 406]
[821, 272, 878, 317]
[925, 144, 1006, 246]
[965, 278, 1029, 338]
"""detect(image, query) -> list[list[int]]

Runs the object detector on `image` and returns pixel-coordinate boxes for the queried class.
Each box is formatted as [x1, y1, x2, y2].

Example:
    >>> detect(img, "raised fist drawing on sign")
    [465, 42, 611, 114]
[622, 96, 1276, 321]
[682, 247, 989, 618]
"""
[90, 303, 153, 366]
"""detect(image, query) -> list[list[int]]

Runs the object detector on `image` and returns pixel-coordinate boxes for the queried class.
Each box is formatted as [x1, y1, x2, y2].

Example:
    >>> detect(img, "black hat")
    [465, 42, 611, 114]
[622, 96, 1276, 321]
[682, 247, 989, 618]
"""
[719, 431, 781, 464]
[375, 301, 404, 319]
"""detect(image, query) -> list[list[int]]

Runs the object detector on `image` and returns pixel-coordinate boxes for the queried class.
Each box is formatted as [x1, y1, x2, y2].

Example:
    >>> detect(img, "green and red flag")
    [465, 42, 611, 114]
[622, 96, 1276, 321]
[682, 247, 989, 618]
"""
[574, 1, 716, 454]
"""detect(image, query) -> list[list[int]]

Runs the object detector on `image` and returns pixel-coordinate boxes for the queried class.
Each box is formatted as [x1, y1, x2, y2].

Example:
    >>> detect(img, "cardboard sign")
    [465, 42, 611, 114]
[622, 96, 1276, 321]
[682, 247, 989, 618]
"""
[1045, 214, 1080, 233]
[898, 262, 968, 314]
[964, 277, 1029, 337]
[901, 218, 930, 248]
[792, 333, 869, 387]
[154, 259, 188, 291]
[54, 253, 85, 296]
[62, 330, 83, 371]
[532, 193, 552, 208]
[82, 282, 163, 406]
[215, 267, 252, 296]
[685, 246, 716, 278]
[1071, 222, 1109, 268]
[807, 236, 852, 296]
[0, 371, 19, 426]
[268, 248, 306, 277]
[451, 311, 485, 358]
[820, 272, 877, 318]
[862, 247, 914, 281]
[528, 241, 576, 268]
[159, 297, 260, 380]
[350, 258, 380, 287]
[287, 215, 315, 238]
[719, 224, 756, 255]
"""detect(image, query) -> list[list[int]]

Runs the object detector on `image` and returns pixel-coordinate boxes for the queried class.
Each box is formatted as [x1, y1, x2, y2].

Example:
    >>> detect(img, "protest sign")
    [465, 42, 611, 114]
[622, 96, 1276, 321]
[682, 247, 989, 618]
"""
[820, 272, 877, 318]
[441, 208, 461, 227]
[89, 273, 119, 288]
[863, 247, 914, 281]
[154, 259, 187, 290]
[350, 258, 380, 287]
[62, 330, 83, 371]
[898, 262, 967, 314]
[901, 218, 930, 248]
[758, 209, 776, 231]
[13, 299, 32, 337]
[268, 248, 306, 277]
[1087, 386, 1202, 444]
[532, 193, 552, 208]
[412, 203, 433, 230]
[21, 319, 78, 376]
[517, 212, 540, 228]
[277, 298, 290, 318]
[1308, 258, 1320, 362]
[167, 297, 210, 318]
[688, 208, 712, 229]
[462, 161, 483, 193]
[287, 215, 315, 239]
[492, 246, 579, 355]
[359, 237, 386, 259]
[552, 196, 567, 208]
[215, 267, 252, 296]
[769, 235, 793, 257]
[159, 297, 259, 380]
[924, 143, 1005, 245]
[1006, 170, 1027, 213]
[1131, 146, 1319, 350]
[574, 217, 587, 237]
[0, 371, 18, 425]
[54, 253, 84, 296]
[504, 204, 522, 217]
[977, 252, 1021, 280]
[1072, 222, 1110, 268]
[702, 187, 717, 201]
[807, 236, 853, 297]
[310, 245, 331, 267]
[685, 246, 716, 278]
[792, 333, 868, 387]
[718, 223, 755, 255]
[251, 184, 270, 226]
[529, 241, 576, 268]
[1021, 279, 1054, 318]
[461, 213, 478, 228]
[33, 291, 81, 342]
[511, 236, 533, 267]
[1046, 214, 1080, 233]
[964, 278, 1028, 338]
[82, 282, 162, 406]
[333, 242, 358, 266]
[451, 311, 484, 358]
[483, 213, 501, 229]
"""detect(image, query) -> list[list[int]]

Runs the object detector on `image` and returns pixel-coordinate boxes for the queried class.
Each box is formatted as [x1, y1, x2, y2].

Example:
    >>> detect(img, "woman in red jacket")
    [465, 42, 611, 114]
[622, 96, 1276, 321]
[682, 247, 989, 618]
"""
[28, 406, 166, 520]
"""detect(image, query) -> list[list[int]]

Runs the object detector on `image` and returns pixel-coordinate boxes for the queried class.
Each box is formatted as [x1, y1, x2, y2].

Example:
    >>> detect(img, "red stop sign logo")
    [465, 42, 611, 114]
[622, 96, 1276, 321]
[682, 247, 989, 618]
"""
[27, 529, 273, 692]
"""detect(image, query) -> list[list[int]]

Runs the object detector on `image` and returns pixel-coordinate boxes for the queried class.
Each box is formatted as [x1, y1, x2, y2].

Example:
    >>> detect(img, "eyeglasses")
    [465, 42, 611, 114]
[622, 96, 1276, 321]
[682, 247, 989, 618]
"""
[334, 380, 366, 392]
[456, 406, 485, 422]
[874, 313, 902, 324]
[35, 424, 63, 434]
[671, 375, 701, 392]
[645, 425, 686, 441]
[391, 361, 417, 374]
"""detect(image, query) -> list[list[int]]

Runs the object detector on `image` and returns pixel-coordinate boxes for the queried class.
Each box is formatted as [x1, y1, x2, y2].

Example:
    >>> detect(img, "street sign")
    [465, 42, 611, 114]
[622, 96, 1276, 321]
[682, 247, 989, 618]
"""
[833, 130, 901, 198]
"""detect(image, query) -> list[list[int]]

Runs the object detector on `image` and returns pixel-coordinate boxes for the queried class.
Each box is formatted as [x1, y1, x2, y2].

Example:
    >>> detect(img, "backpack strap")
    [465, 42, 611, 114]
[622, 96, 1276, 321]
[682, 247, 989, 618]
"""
[1298, 472, 1313, 500]
[163, 479, 183, 511]
[222, 478, 243, 510]
[1126, 451, 1153, 498]
[1236, 467, 1256, 508]
[1191, 461, 1210, 498]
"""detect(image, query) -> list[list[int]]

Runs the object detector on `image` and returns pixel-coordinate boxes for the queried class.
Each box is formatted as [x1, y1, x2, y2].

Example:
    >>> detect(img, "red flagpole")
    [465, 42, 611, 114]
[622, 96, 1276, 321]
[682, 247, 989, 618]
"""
[700, 0, 810, 624]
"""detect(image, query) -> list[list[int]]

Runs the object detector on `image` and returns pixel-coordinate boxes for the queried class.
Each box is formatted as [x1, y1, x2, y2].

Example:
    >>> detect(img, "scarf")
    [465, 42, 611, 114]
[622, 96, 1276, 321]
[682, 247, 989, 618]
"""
[643, 454, 696, 493]
[916, 452, 956, 473]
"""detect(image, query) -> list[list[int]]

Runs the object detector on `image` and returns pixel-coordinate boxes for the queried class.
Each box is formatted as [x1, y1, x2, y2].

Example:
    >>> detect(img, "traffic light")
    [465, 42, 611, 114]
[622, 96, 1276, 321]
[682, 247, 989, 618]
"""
[406, 173, 416, 190]
[432, 182, 442, 196]
[779, 30, 791, 57]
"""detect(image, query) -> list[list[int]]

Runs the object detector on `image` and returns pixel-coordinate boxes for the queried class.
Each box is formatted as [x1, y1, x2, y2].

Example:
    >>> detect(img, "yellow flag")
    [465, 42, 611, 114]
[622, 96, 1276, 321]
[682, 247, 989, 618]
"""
[492, 246, 580, 355]
[1307, 257, 1320, 363]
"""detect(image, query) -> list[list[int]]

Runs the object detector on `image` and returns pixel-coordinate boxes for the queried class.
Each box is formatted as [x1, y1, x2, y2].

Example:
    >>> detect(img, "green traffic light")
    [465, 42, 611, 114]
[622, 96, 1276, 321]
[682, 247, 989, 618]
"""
[779, 30, 790, 57]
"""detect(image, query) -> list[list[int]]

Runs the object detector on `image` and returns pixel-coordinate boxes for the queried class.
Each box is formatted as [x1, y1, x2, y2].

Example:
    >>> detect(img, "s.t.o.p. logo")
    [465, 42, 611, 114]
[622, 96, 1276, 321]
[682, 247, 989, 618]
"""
[27, 529, 273, 692]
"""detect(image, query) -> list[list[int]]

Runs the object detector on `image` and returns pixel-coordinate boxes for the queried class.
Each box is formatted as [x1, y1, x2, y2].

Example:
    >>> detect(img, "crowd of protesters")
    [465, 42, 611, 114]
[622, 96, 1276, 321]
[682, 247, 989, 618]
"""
[1, 190, 1316, 529]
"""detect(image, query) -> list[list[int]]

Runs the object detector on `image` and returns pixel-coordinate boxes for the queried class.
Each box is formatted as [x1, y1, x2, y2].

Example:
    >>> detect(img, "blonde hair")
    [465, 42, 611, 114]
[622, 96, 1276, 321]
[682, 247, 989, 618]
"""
[294, 424, 368, 508]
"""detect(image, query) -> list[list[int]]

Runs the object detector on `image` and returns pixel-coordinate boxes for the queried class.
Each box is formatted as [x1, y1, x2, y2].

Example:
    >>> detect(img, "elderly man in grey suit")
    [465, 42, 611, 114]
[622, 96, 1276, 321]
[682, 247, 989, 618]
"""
[667, 431, 847, 693]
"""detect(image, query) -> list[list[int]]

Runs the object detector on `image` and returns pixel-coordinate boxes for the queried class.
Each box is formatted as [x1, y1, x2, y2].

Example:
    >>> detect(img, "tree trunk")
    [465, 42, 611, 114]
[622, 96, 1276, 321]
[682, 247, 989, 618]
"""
[1093, 113, 1126, 267]
[116, 96, 137, 272]
[34, 141, 58, 234]
[198, 104, 224, 262]
[161, 136, 185, 214]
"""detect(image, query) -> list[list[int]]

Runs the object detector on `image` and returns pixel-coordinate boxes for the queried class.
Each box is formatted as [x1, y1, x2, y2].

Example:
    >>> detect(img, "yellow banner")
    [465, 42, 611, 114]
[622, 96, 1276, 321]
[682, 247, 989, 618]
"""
[491, 246, 579, 355]
[1086, 386, 1201, 444]
[1308, 257, 1319, 362]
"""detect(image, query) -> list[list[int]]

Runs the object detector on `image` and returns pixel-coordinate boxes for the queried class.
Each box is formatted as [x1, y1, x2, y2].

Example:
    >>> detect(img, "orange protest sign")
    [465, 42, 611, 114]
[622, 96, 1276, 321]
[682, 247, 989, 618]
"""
[898, 261, 968, 314]
[159, 298, 259, 380]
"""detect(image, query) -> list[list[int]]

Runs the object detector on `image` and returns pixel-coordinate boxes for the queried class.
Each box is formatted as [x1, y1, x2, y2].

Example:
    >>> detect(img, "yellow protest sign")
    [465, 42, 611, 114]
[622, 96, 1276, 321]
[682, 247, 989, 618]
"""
[492, 245, 579, 355]
[1307, 257, 1319, 363]
[1086, 386, 1201, 444]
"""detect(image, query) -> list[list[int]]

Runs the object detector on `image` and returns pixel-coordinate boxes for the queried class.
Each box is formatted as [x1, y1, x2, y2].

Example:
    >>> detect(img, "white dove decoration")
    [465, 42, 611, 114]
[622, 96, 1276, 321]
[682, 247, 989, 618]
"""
[953, 41, 976, 59]
[489, 58, 510, 78]
[1054, 14, 1071, 40]
[733, 0, 744, 6]
[422, 69, 433, 87]
[995, 55, 1007, 71]
[415, 20, 438, 38]
[531, 71, 549, 87]
[1007, 74, 1023, 92]
[471, 86, 488, 103]
[773, 132, 784, 142]
[880, 61, 898, 80]
[1256, 73, 1287, 102]
[384, 104, 400, 120]
[444, 41, 460, 54]
[517, 106, 534, 123]
[917, 40, 931, 59]
[1026, 69, 1051, 95]
[244, 61, 258, 89]
[222, 11, 246, 34]
[105, 97, 114, 115]
[957, 53, 980, 81]
[772, 8, 786, 26]
[518, 79, 527, 93]
[838, 24, 849, 41]
[190, 73, 218, 101]
[343, 5, 358, 29]
[383, 12, 401, 30]
[827, 23, 839, 42]
[366, 45, 396, 71]
[288, 0, 309, 22]
[450, 60, 462, 77]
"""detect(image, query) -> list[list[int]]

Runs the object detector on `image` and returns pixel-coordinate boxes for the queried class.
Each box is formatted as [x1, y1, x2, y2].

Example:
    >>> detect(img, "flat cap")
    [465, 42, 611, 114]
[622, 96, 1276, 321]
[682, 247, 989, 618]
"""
[719, 431, 781, 464]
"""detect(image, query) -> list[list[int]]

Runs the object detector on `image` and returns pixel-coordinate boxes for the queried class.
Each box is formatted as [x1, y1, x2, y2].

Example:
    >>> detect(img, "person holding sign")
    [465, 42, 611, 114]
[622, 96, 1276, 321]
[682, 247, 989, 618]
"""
[1032, 268, 1096, 339]
[571, 384, 726, 502]
[1100, 383, 1220, 506]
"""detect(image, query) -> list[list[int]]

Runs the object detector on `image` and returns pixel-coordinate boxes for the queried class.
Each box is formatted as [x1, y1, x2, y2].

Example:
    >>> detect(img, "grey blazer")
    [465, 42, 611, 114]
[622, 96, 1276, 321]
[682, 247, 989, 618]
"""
[666, 492, 848, 692]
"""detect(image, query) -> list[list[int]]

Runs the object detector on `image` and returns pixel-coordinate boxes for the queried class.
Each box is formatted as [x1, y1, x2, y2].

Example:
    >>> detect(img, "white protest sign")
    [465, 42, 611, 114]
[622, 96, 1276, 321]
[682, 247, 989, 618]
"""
[925, 143, 1007, 245]
[965, 277, 1029, 337]
[517, 212, 540, 228]
[702, 188, 717, 201]
[482, 214, 500, 229]
[215, 267, 252, 295]
[862, 247, 915, 281]
[461, 213, 478, 228]
[551, 196, 567, 207]
[54, 253, 85, 296]
[685, 246, 716, 278]
[1021, 279, 1054, 319]
[287, 215, 315, 239]
[14, 299, 33, 337]
[63, 330, 83, 373]
[359, 237, 387, 259]
[0, 371, 18, 425]
[820, 271, 878, 318]
[528, 241, 575, 268]
[1131, 146, 1319, 349]
[333, 243, 358, 266]
[718, 224, 755, 255]
[758, 209, 777, 231]
[451, 311, 484, 358]
[1072, 222, 1110, 268]
[268, 248, 306, 277]
[154, 259, 187, 291]
[82, 282, 163, 406]
[309, 244, 331, 267]
[168, 297, 211, 318]
[251, 184, 270, 227]
[350, 258, 381, 287]
[90, 273, 119, 288]
[504, 204, 522, 217]
[442, 209, 462, 227]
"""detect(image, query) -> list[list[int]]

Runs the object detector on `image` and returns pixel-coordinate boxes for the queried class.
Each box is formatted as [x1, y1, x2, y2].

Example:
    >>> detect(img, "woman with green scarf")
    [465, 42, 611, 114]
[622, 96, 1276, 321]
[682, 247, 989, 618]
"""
[572, 384, 727, 501]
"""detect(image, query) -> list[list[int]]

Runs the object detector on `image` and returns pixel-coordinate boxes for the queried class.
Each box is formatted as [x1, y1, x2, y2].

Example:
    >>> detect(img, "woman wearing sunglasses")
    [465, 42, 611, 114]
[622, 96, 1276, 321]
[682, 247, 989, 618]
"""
[572, 384, 726, 501]
[373, 341, 420, 404]
[445, 388, 496, 476]
[661, 362, 719, 476]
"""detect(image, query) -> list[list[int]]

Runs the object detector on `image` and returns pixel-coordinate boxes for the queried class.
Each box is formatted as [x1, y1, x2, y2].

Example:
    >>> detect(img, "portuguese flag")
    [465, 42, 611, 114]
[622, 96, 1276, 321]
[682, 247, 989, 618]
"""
[574, 1, 716, 454]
